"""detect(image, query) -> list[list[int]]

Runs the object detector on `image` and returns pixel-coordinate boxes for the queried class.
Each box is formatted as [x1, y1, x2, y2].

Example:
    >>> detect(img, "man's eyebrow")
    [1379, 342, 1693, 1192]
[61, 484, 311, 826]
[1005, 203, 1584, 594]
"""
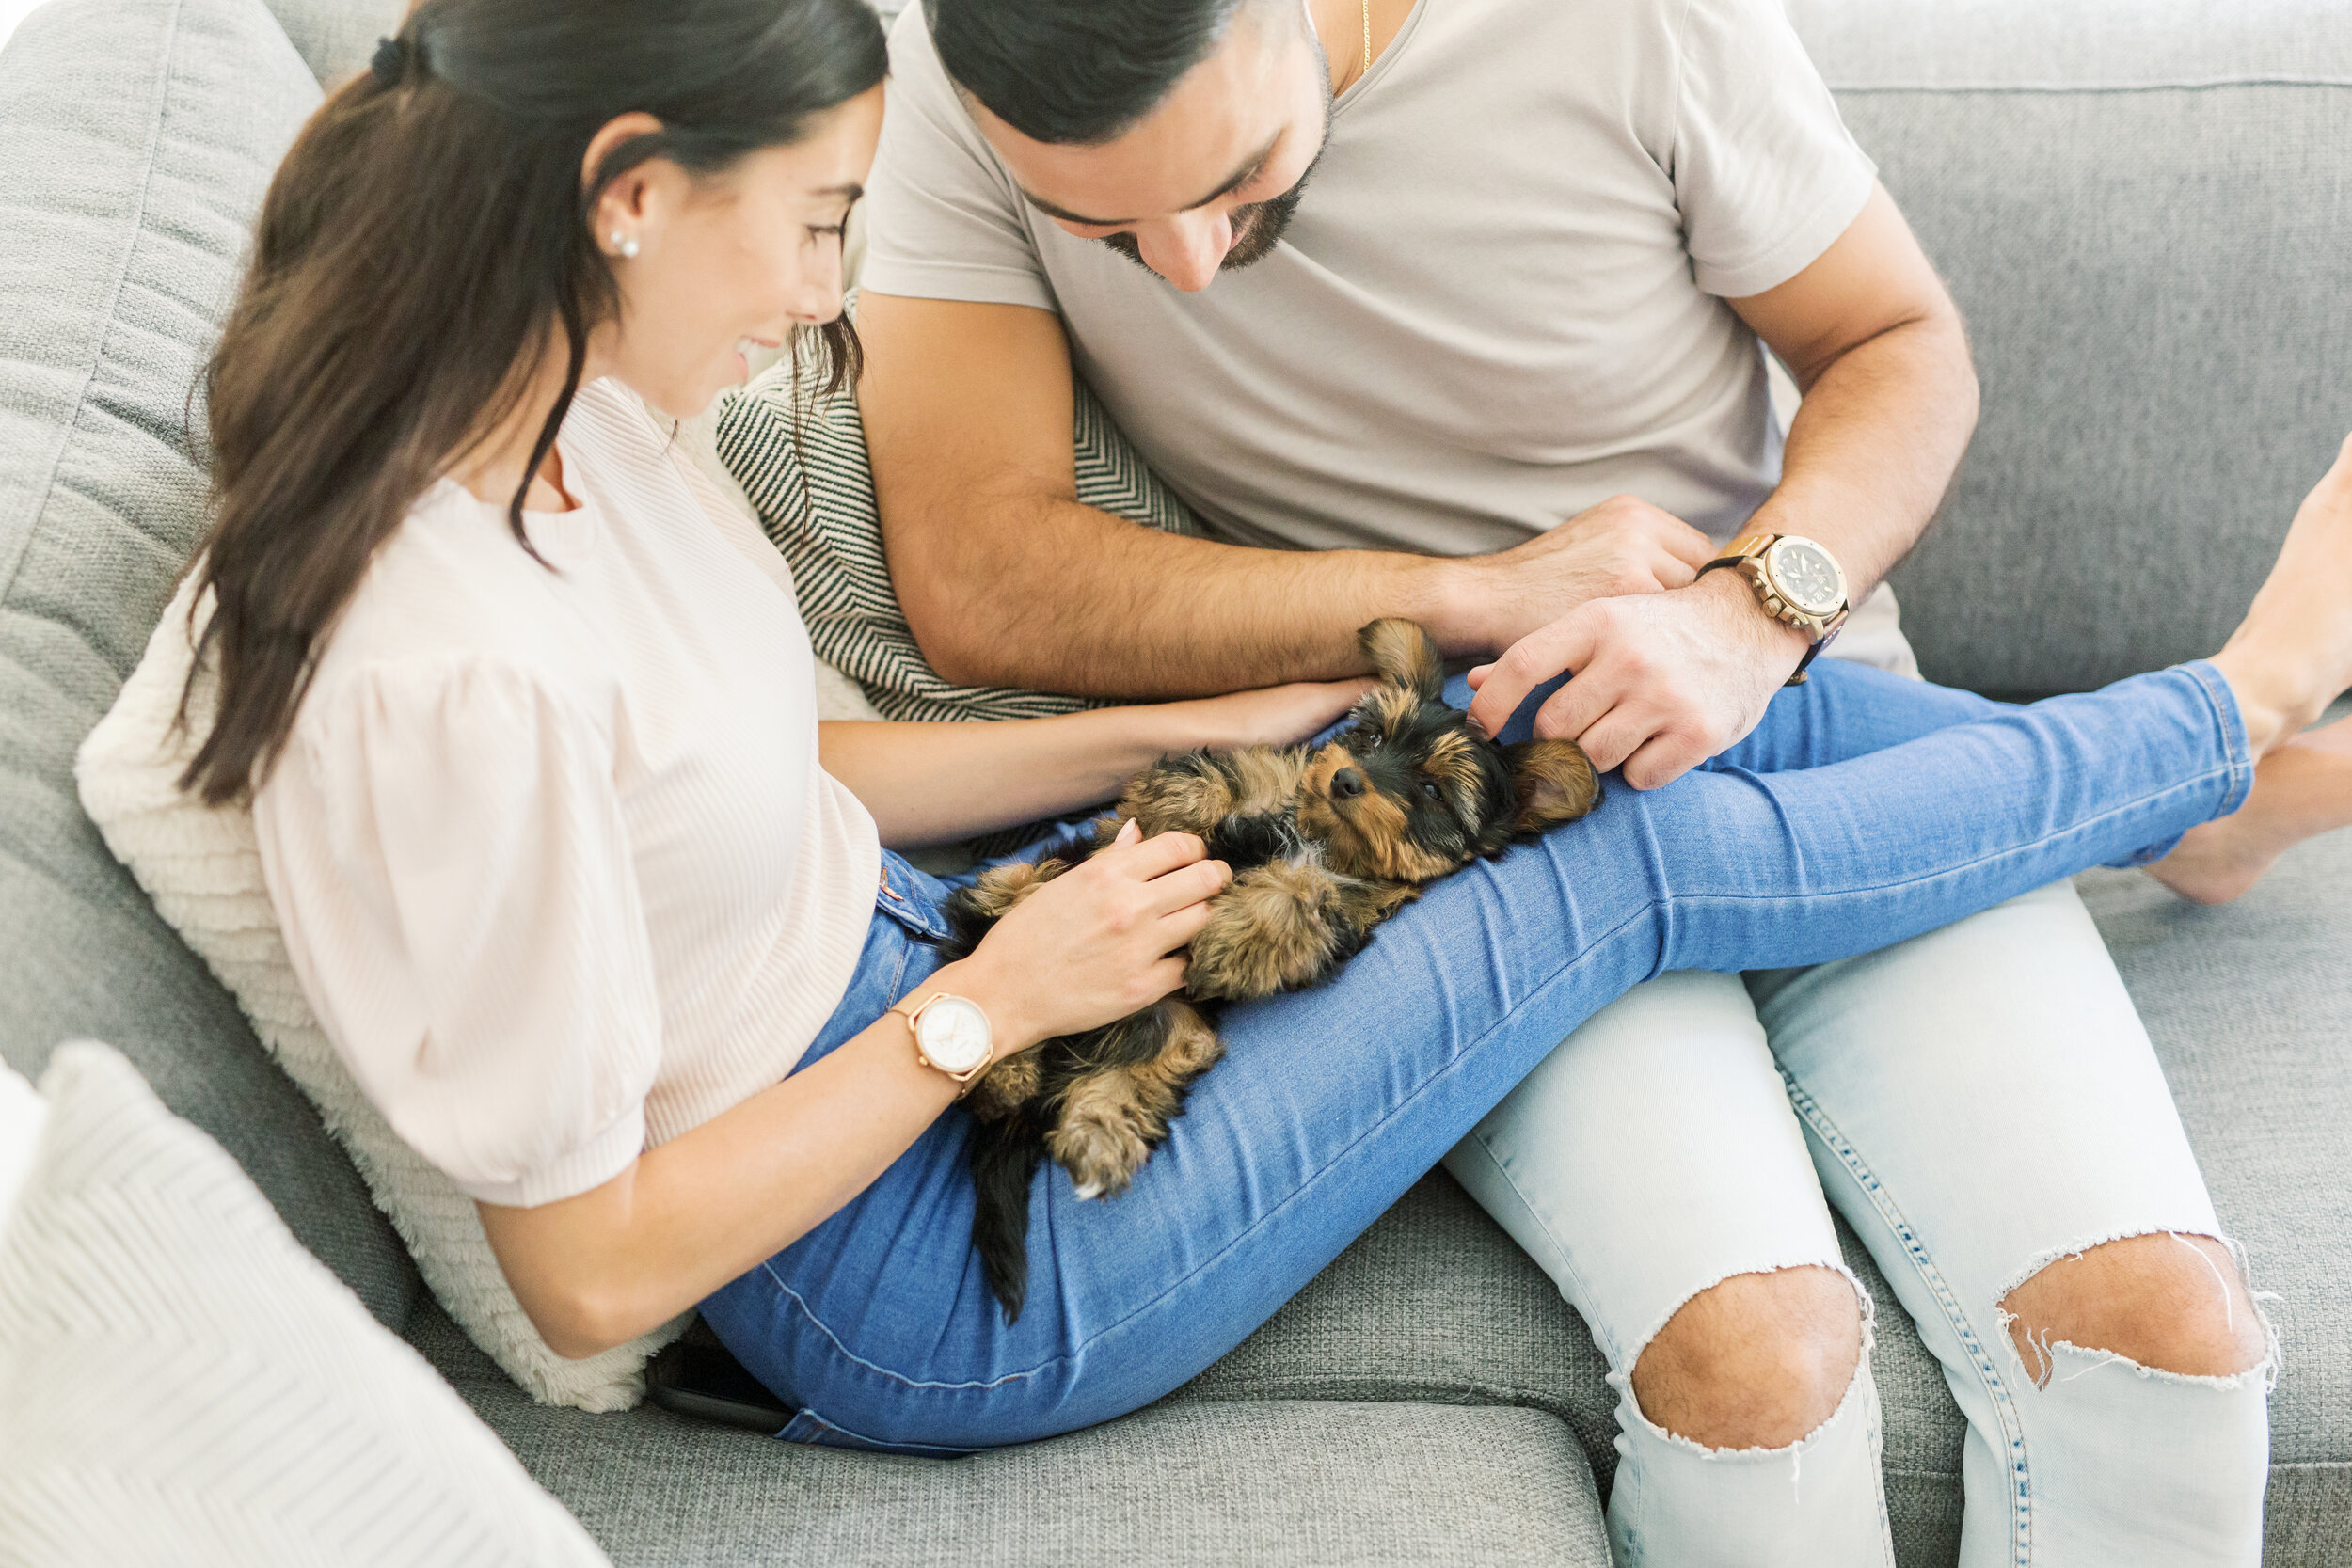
[814, 182, 866, 200]
[1019, 132, 1281, 228]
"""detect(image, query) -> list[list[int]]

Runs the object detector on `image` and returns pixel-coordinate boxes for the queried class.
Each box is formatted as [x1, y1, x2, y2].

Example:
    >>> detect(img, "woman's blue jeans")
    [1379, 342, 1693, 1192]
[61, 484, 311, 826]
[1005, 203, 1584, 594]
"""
[699, 659, 2251, 1454]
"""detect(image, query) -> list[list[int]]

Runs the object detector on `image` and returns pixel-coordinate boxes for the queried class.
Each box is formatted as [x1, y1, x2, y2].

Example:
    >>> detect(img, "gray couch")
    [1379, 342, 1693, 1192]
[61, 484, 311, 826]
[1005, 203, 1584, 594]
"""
[2, 0, 2344, 1561]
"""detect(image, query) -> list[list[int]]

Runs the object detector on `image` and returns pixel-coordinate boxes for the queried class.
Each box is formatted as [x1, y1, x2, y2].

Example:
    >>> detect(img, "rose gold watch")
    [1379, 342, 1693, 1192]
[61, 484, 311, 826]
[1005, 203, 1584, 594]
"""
[1696, 532, 1851, 686]
[892, 991, 994, 1095]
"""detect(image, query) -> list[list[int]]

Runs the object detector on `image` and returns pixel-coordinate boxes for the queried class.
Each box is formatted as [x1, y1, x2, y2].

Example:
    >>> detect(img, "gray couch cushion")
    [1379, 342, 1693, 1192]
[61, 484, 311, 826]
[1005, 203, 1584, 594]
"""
[1790, 0, 2352, 696]
[0, 0, 416, 1328]
[412, 1303, 1611, 1568]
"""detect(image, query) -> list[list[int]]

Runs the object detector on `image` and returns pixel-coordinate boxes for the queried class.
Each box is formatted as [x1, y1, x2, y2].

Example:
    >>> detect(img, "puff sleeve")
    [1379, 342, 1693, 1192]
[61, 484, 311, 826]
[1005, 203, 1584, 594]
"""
[252, 658, 662, 1207]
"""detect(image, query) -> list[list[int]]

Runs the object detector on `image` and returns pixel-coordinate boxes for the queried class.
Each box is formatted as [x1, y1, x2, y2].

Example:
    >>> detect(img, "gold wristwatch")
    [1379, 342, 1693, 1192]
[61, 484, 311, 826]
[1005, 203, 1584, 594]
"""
[1696, 532, 1851, 686]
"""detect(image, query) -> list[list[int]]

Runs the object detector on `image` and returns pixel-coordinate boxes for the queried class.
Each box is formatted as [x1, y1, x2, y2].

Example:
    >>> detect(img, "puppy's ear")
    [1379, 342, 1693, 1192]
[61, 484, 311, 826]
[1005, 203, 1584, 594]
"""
[1502, 739, 1601, 833]
[1359, 618, 1444, 703]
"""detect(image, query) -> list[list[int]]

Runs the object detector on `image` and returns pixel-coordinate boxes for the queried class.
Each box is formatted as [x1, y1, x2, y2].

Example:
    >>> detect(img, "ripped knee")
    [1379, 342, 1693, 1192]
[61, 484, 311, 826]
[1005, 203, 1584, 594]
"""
[1629, 1265, 1866, 1451]
[1999, 1232, 2272, 1387]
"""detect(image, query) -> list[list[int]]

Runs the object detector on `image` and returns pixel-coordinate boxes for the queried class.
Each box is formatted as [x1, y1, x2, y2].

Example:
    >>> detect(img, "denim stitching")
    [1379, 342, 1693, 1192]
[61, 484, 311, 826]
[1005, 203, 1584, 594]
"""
[755, 1263, 1041, 1393]
[787, 1404, 988, 1456]
[1777, 1067, 2033, 1568]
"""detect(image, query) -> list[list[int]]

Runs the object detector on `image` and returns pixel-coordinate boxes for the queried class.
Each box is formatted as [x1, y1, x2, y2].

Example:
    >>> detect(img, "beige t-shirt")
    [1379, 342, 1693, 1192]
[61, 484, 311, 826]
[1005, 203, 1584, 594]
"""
[863, 0, 1915, 670]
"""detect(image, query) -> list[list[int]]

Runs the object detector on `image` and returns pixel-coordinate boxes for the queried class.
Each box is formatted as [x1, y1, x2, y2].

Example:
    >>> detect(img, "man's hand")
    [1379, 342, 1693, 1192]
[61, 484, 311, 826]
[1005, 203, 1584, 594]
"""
[1467, 571, 1811, 789]
[1437, 495, 1717, 656]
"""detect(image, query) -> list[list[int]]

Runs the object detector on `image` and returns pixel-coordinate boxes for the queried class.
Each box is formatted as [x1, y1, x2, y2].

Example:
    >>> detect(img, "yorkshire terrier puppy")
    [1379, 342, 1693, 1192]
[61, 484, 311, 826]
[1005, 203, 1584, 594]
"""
[944, 620, 1601, 1321]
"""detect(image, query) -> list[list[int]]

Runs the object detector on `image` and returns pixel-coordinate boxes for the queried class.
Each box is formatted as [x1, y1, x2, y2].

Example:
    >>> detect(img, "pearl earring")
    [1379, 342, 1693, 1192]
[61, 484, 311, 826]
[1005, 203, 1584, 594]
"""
[612, 231, 640, 260]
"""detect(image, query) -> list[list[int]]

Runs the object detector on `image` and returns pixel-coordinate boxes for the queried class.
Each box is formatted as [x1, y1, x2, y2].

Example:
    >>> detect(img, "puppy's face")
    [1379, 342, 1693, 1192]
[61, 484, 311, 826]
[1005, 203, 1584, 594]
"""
[1295, 621, 1601, 882]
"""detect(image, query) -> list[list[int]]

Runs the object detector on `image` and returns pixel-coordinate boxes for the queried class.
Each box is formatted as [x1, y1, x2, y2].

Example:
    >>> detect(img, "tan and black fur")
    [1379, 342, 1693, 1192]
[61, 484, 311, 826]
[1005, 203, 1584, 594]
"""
[945, 620, 1601, 1321]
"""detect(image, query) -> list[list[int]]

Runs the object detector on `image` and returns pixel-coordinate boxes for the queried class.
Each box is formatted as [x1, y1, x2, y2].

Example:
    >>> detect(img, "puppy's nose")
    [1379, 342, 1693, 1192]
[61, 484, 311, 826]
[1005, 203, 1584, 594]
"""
[1330, 768, 1366, 800]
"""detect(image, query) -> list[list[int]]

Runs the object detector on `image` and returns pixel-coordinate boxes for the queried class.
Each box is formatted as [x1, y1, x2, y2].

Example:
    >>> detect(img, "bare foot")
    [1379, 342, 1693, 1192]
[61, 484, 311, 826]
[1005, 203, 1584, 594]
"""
[2207, 434, 2352, 756]
[2148, 713, 2352, 903]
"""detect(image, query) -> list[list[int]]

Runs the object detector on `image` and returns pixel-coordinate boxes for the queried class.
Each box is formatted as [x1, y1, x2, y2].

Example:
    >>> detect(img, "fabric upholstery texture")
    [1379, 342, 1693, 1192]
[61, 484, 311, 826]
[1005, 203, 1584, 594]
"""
[78, 572, 687, 1412]
[258, 0, 399, 86]
[0, 0, 417, 1329]
[1790, 0, 2352, 696]
[0, 1043, 609, 1568]
[413, 1300, 1613, 1568]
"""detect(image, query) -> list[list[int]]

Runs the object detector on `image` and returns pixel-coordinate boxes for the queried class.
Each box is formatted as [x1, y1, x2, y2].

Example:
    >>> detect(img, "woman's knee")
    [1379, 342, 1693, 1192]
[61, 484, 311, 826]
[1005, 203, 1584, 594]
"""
[1629, 1264, 1865, 1450]
[2000, 1231, 2270, 1386]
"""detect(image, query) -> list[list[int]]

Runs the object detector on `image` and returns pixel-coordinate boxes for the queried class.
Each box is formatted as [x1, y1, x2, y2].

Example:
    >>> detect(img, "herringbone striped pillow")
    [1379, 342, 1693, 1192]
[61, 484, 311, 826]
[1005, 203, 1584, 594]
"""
[715, 315, 1198, 724]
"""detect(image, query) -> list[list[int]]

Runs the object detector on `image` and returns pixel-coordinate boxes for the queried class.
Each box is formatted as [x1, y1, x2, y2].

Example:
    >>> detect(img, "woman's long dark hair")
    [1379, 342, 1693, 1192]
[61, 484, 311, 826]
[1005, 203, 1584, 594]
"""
[182, 0, 887, 804]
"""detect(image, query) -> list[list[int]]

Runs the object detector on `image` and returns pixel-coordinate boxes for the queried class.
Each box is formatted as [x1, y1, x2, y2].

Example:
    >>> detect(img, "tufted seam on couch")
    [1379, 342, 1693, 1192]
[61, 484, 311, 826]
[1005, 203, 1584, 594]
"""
[0, 2, 187, 619]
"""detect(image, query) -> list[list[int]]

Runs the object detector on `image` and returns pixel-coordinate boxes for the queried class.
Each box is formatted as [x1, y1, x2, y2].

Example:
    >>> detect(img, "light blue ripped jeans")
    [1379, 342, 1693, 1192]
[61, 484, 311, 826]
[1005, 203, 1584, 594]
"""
[1449, 665, 2276, 1567]
[702, 660, 2258, 1536]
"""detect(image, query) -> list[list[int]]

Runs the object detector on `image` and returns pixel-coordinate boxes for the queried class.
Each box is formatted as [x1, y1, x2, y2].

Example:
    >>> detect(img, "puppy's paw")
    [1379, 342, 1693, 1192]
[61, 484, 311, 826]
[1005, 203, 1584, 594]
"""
[1048, 1073, 1160, 1202]
[963, 1052, 1042, 1121]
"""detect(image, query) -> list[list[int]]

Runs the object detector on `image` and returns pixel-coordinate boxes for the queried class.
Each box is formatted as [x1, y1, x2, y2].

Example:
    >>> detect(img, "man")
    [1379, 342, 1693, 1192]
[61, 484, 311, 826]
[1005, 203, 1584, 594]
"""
[851, 0, 2273, 1559]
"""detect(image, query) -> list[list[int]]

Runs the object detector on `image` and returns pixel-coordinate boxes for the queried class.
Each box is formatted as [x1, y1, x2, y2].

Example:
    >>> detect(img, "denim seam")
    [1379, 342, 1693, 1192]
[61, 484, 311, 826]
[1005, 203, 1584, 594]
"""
[789, 1403, 989, 1456]
[1776, 1066, 2033, 1568]
[2181, 661, 2255, 816]
[755, 1264, 1044, 1394]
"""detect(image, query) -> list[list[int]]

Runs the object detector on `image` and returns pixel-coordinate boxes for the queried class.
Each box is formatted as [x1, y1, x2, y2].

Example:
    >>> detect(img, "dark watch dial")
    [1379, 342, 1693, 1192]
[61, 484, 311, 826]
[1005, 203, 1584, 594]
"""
[1767, 539, 1845, 617]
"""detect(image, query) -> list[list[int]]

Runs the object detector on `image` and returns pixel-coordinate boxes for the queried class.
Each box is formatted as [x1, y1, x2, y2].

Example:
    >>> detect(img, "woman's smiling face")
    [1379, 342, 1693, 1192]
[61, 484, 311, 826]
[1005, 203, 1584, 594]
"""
[593, 84, 886, 420]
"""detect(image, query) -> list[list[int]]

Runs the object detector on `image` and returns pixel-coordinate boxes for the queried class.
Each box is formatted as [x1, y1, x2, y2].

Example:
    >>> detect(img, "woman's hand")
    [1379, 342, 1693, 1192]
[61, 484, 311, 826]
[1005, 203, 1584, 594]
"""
[1163, 677, 1375, 752]
[948, 820, 1232, 1053]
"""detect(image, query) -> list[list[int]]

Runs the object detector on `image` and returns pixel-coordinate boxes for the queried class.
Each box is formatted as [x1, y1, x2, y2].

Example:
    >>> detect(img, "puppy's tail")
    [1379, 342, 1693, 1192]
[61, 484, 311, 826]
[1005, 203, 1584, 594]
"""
[969, 1112, 1044, 1324]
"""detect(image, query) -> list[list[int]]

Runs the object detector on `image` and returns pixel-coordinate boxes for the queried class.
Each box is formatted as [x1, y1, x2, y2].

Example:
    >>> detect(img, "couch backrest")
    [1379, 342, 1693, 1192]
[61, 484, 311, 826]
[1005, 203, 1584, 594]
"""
[1792, 0, 2352, 695]
[0, 0, 417, 1330]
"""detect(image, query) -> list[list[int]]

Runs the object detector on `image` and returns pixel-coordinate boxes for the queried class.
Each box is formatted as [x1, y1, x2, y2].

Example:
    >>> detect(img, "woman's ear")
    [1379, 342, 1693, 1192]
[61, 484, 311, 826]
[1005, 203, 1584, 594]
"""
[582, 111, 669, 260]
[1502, 738, 1601, 833]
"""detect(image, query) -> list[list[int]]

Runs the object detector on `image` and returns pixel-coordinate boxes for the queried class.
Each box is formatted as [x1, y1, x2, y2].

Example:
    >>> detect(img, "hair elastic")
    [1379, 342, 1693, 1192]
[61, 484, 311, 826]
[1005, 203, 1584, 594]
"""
[369, 35, 408, 88]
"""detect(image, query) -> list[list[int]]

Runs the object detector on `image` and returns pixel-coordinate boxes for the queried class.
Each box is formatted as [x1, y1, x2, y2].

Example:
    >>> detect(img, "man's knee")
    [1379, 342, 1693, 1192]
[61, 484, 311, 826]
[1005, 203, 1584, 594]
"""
[2001, 1232, 2269, 1386]
[1629, 1265, 1864, 1450]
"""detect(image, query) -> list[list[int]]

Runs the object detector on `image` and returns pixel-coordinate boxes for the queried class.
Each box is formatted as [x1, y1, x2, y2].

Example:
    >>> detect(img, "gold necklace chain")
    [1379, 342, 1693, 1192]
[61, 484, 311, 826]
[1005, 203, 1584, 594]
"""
[1361, 0, 1374, 83]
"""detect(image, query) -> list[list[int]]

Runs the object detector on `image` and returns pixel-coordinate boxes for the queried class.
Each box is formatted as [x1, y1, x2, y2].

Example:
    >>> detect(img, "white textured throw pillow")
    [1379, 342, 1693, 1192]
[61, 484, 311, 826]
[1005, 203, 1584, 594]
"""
[75, 577, 682, 1412]
[0, 1042, 611, 1567]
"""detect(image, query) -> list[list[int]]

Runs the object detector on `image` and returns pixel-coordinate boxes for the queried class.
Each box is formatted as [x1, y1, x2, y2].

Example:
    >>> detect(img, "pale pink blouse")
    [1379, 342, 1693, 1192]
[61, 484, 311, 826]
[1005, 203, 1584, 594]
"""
[253, 381, 881, 1206]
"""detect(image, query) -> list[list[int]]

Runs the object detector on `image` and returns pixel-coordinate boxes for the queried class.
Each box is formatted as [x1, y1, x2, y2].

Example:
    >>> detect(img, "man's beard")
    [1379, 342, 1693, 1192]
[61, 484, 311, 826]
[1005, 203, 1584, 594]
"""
[1097, 166, 1315, 276]
[1098, 43, 1336, 279]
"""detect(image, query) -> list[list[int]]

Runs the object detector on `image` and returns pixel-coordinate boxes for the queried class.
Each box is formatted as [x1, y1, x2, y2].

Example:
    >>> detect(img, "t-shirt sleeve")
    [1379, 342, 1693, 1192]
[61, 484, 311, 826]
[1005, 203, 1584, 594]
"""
[253, 658, 662, 1208]
[856, 1, 1058, 310]
[1667, 0, 1878, 300]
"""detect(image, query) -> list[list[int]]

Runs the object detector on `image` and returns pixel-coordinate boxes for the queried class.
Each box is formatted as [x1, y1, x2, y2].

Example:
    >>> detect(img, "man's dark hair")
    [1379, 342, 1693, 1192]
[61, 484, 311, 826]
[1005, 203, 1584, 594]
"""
[930, 0, 1259, 143]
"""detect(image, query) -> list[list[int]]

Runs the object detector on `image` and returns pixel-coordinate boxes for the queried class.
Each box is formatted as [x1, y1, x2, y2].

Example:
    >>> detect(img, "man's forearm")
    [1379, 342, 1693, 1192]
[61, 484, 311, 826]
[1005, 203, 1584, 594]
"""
[891, 485, 1458, 697]
[1743, 310, 1979, 601]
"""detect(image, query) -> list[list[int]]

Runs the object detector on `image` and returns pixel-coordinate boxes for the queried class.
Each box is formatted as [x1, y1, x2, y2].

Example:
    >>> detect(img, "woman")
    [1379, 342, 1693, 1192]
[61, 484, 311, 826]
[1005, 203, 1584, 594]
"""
[193, 0, 2352, 1458]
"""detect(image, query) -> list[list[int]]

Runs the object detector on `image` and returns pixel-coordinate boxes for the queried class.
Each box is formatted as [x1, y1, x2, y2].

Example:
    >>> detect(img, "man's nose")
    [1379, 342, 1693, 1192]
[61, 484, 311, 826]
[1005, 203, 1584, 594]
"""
[1138, 211, 1232, 292]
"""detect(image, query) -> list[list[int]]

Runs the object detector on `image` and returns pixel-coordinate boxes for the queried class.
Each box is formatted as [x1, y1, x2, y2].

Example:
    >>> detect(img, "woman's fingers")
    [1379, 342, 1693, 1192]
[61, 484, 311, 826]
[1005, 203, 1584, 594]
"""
[1142, 854, 1232, 916]
[1099, 827, 1207, 880]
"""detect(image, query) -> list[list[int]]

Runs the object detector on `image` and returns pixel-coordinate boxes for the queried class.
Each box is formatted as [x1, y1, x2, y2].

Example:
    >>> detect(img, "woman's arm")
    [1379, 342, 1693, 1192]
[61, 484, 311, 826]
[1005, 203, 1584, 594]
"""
[820, 679, 1369, 847]
[476, 825, 1229, 1357]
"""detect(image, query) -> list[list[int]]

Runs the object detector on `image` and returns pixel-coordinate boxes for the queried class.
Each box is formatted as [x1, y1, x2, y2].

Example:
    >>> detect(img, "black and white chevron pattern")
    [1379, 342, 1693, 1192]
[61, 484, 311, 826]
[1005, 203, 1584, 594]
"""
[715, 300, 1199, 726]
[0, 1044, 609, 1568]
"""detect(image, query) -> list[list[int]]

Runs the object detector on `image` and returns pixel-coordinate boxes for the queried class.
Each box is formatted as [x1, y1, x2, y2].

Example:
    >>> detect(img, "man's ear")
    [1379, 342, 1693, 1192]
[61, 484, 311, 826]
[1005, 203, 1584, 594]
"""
[1502, 739, 1601, 833]
[1358, 618, 1444, 702]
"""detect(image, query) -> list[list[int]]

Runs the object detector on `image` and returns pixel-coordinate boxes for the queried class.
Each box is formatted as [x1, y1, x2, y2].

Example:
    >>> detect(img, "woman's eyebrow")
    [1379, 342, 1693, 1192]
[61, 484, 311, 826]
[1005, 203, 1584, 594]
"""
[1021, 130, 1282, 228]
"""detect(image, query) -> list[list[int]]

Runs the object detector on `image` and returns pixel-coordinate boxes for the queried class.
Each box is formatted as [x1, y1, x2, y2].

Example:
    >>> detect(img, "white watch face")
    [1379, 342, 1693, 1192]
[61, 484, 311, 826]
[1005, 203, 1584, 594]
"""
[915, 995, 993, 1074]
[1766, 537, 1846, 617]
